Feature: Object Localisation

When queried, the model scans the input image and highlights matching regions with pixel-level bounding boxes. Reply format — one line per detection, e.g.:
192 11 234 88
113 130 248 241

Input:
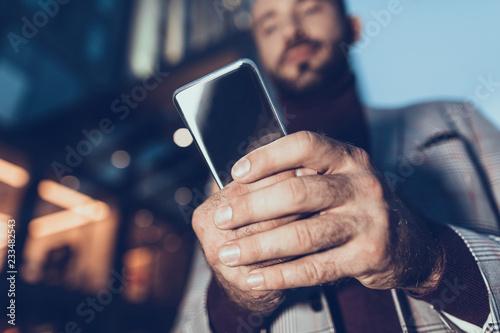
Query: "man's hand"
213 131 443 294
193 169 307 313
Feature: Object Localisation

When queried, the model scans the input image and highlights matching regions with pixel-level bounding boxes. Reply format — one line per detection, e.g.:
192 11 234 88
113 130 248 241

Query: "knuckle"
228 181 246 196
293 223 314 250
242 195 256 220
303 130 320 144
278 268 290 288
335 141 351 159
295 130 319 153
359 274 381 287
248 237 266 261
288 177 308 204
356 147 370 163
192 206 205 235
351 146 371 168
363 241 387 266
362 176 385 200
302 260 324 283
203 244 220 264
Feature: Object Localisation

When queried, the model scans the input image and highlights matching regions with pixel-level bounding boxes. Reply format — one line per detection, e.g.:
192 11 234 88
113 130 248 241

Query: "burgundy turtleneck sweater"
207 68 489 332
279 66 370 152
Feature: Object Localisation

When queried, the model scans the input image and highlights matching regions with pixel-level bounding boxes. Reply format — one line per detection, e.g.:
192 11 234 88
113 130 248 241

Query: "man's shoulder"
365 99 474 125
365 100 480 145
364 100 482 170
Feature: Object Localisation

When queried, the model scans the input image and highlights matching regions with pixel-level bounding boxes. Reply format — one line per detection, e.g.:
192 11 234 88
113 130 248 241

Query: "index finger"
203 167 308 219
231 131 350 184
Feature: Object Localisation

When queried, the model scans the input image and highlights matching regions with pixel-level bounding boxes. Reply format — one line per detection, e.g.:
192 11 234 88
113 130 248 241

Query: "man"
173 0 500 332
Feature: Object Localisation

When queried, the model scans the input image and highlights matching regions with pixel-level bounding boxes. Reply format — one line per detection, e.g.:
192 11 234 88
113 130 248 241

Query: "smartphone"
173 59 287 189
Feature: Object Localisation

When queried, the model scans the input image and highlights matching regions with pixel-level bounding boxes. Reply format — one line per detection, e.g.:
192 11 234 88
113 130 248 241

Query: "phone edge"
172 58 287 190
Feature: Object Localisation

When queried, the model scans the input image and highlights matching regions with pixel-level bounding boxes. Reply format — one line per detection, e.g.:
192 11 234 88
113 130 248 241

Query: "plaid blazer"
172 101 500 333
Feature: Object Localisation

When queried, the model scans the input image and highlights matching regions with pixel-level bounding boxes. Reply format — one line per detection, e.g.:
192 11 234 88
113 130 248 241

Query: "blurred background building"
0 0 255 332
0 0 499 332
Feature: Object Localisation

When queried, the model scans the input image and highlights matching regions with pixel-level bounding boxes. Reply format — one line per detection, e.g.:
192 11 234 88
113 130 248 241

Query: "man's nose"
280 15 304 41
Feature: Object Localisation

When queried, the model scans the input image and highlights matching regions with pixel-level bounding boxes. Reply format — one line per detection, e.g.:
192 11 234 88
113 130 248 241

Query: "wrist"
403 223 490 327
213 270 285 314
390 201 444 292
403 243 444 295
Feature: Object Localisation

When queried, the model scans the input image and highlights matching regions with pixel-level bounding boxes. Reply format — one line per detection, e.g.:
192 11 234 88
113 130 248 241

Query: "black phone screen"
174 61 285 187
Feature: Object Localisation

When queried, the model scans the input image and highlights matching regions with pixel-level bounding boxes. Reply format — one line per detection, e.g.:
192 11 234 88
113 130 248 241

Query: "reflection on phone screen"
175 62 285 187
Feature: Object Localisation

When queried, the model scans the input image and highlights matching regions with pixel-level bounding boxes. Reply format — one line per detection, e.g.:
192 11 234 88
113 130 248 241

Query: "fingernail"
247 273 264 289
296 168 317 177
214 205 232 227
232 158 250 178
219 244 240 265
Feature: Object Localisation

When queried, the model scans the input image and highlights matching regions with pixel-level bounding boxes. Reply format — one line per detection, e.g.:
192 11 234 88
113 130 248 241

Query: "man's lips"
283 43 318 65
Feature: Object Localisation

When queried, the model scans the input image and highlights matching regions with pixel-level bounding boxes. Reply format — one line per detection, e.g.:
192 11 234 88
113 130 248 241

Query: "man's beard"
269 39 350 98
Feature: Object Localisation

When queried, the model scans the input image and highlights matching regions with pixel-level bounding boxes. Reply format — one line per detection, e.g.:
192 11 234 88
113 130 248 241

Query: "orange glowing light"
124 247 154 268
30 180 111 238
29 210 90 238
0 159 29 188
38 180 94 208
0 214 9 248
70 201 110 220
4 328 21 333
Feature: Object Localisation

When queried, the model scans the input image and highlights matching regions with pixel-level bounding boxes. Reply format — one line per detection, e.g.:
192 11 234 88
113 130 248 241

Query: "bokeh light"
174 187 193 205
173 128 193 148
111 150 131 168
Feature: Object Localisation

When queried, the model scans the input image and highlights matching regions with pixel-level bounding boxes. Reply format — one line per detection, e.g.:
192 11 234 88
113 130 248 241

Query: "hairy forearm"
388 197 444 294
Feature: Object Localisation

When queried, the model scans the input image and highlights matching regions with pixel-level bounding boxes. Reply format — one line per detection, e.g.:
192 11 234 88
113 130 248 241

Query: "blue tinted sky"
346 0 500 128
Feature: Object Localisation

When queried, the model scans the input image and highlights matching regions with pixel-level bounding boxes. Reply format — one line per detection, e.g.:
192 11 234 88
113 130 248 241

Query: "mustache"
279 38 322 67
